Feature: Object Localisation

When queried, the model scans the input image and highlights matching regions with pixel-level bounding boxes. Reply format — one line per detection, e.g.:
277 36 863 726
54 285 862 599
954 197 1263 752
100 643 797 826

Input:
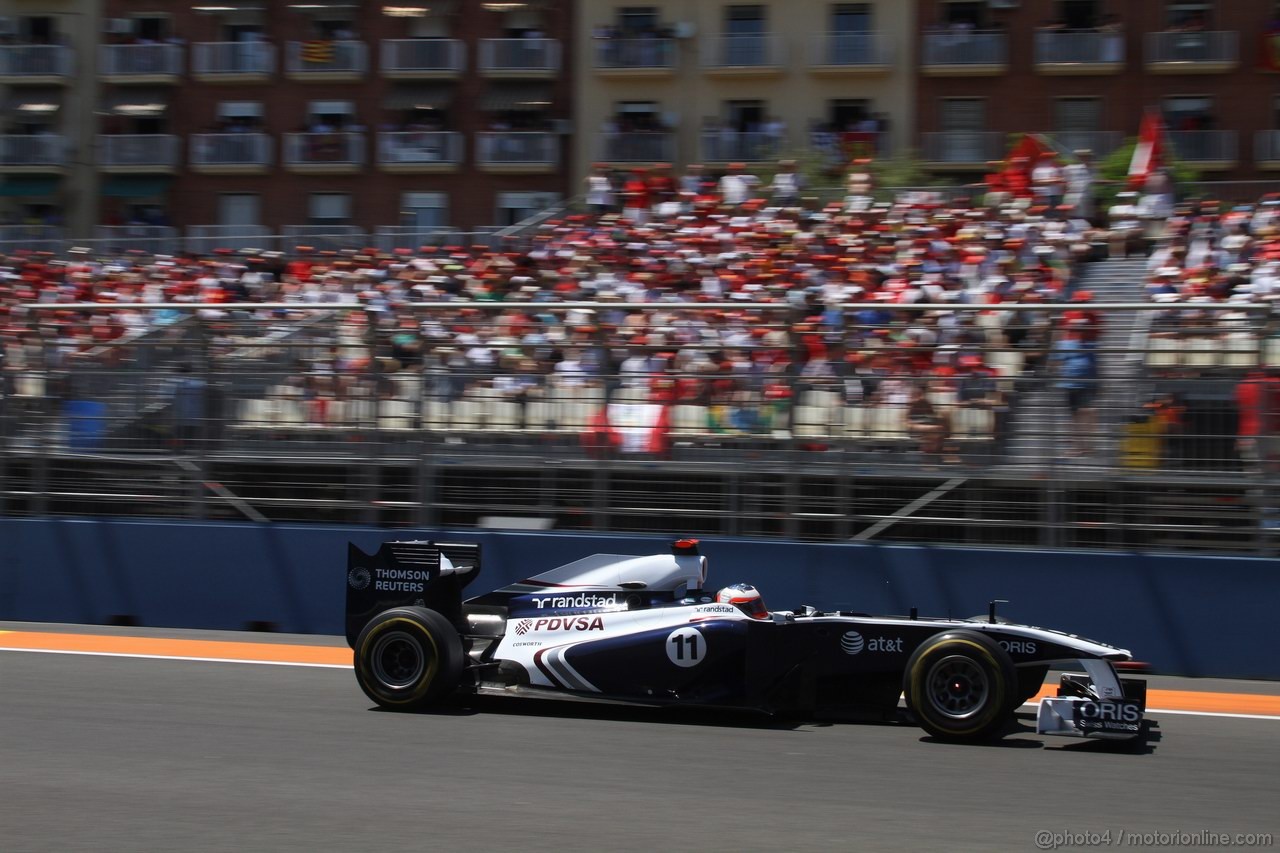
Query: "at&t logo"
841 631 865 655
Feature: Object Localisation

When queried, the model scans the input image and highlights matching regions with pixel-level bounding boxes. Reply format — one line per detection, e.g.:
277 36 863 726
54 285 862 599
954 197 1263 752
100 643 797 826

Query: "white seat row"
1147 334 1261 368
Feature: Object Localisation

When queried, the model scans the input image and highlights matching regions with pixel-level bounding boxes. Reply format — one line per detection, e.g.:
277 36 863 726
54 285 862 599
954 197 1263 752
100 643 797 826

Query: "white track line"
0 646 351 669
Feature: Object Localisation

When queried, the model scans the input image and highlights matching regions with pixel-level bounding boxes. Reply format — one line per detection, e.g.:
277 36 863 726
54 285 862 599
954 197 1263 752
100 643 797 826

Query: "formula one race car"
345 539 1147 743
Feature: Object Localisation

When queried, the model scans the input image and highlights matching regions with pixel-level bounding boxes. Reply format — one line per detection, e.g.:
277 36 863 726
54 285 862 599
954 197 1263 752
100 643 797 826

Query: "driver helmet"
715 583 768 619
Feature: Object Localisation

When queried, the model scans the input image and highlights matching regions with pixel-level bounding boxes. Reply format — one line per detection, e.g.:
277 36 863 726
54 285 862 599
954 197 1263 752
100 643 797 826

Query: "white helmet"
715 583 768 619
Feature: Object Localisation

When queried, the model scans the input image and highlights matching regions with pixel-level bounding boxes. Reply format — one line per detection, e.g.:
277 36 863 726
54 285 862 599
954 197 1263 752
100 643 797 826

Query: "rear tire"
903 631 1016 742
354 607 464 710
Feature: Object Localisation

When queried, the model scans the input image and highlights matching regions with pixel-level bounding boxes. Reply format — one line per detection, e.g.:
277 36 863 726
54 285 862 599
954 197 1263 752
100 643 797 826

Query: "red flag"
1128 110 1165 189
1002 134 1053 199
1259 29 1280 71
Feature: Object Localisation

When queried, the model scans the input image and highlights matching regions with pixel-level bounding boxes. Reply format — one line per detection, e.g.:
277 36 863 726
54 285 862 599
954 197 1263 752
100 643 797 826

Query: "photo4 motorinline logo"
1035 829 1274 850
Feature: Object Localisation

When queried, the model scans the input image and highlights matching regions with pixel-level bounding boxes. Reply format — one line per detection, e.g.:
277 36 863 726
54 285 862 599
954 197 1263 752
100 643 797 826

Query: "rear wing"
345 540 481 646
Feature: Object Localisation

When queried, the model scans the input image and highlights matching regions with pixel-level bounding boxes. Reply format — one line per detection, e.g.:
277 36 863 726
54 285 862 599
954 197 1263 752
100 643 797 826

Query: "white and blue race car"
345 539 1146 743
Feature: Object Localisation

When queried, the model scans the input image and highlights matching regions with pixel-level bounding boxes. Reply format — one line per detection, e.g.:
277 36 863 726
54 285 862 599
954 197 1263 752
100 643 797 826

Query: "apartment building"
1 0 572 249
572 2 916 185
915 0 1280 179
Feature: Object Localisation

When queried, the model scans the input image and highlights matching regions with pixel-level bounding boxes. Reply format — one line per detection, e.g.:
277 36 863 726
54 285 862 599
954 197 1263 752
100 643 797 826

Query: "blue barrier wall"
1 517 1275 679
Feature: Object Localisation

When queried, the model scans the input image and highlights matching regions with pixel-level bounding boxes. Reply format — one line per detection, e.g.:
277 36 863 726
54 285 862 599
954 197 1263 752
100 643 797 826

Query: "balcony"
475 132 558 173
1048 131 1123 158
1167 130 1237 170
0 225 65 253
0 135 68 172
282 132 365 173
285 40 368 81
592 38 677 75
700 131 784 163
809 32 891 74
920 32 1007 75
919 131 1006 169
192 42 276 82
0 45 74 84
478 39 561 78
189 133 273 174
280 225 368 252
1257 131 1280 169
1145 31 1238 73
93 226 180 256
1034 30 1124 74
600 132 676 163
702 35 784 75
186 226 275 254
381 39 465 78
98 135 180 173
99 44 183 84
377 131 464 172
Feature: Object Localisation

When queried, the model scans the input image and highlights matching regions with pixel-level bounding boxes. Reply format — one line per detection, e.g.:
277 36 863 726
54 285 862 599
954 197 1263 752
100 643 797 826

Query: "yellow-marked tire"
354 607 463 710
903 631 1016 742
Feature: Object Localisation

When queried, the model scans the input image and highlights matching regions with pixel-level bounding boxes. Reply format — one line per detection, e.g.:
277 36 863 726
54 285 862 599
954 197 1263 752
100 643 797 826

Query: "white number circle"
666 627 705 668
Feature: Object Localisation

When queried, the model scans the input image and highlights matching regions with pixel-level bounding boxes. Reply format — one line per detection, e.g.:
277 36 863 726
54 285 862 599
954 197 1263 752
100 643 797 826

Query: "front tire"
354 607 464 710
903 631 1016 742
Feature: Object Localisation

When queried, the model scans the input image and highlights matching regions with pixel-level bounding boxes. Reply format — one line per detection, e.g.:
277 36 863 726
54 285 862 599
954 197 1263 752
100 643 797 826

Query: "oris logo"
514 620 533 636
1078 701 1142 724
347 567 371 591
998 639 1038 655
840 631 865 655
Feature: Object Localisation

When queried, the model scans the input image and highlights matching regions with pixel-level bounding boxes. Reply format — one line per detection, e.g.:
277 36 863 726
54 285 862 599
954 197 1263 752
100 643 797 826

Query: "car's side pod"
344 540 482 647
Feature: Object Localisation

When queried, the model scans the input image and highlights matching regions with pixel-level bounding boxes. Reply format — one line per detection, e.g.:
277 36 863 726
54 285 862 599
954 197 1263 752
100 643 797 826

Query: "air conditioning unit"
105 17 134 35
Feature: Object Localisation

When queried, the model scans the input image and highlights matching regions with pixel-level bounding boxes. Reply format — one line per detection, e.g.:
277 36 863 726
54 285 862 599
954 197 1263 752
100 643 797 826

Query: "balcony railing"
99 44 183 78
701 131 784 162
601 132 675 163
98 135 180 170
919 131 1006 165
377 131 464 166
192 42 276 77
1167 130 1238 165
920 32 1007 70
810 32 891 68
280 225 368 252
0 225 65 253
1146 31 1238 69
189 134 273 169
1034 30 1124 68
93 226 180 255
285 40 368 76
475 132 558 168
186 226 275 254
1256 131 1280 165
478 39 561 74
592 37 676 70
380 39 465 75
0 45 74 79
282 132 365 168
1049 130 1123 157
702 34 784 69
0 135 68 168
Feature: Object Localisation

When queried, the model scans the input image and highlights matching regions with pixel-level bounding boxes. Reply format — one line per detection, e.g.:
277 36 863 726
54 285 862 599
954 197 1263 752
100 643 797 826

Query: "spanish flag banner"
302 41 335 64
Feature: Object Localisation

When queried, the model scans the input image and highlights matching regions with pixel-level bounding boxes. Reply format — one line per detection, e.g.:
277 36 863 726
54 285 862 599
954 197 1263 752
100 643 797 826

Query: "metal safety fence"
4 302 1280 555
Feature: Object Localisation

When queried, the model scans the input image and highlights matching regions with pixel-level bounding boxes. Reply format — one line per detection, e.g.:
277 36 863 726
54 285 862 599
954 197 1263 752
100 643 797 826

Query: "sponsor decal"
694 605 737 615
525 616 605 633
998 639 1038 655
369 566 433 593
1073 699 1142 734
514 619 533 635
840 631 903 655
511 641 543 648
532 593 619 611
347 567 371 591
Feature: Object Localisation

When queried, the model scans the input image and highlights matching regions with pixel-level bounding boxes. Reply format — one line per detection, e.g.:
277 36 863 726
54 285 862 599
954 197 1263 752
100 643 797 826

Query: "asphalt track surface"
2 625 1278 853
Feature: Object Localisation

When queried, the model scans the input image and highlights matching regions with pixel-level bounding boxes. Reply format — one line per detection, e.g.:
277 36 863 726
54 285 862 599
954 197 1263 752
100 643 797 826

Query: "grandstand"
3 182 1279 556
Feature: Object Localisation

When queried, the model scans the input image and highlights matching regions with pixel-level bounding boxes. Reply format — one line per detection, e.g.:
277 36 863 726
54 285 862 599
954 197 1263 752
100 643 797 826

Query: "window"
1163 95 1214 131
1058 0 1101 29
940 1 986 28
496 192 559 227
1053 97 1101 132
940 97 986 132
725 100 766 131
218 194 260 226
617 7 659 33
132 15 169 41
725 5 766 34
831 3 872 33
307 101 355 131
401 192 448 230
308 192 352 225
1165 2 1210 29
830 98 872 130
21 16 55 43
